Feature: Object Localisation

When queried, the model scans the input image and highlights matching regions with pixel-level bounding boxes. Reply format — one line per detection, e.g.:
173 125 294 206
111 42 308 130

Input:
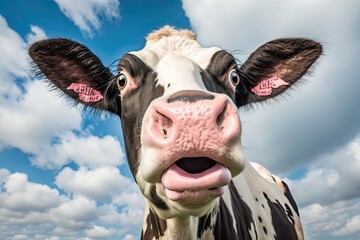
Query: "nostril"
216 104 227 129
155 111 173 138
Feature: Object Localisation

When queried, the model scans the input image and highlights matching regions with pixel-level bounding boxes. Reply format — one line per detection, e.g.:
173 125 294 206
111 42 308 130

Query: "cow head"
29 26 322 219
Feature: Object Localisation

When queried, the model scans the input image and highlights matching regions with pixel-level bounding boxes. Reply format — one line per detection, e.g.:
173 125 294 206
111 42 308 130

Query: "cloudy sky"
0 0 359 239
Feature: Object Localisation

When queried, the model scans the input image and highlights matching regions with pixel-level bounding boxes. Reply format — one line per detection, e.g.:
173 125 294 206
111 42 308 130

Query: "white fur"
131 34 221 98
156 54 206 96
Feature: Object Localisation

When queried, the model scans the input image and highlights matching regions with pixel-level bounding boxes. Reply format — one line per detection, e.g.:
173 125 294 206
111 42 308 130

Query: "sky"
0 0 359 239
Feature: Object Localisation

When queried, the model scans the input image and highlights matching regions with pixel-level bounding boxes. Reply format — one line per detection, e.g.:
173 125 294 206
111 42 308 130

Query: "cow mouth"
175 157 216 174
161 157 231 201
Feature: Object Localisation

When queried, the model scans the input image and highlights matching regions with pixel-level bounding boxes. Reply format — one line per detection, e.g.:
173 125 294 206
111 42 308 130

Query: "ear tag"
251 76 289 96
67 83 104 102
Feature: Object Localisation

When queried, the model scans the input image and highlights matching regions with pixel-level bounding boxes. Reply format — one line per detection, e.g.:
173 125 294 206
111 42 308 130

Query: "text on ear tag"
251 76 289 96
67 83 104 102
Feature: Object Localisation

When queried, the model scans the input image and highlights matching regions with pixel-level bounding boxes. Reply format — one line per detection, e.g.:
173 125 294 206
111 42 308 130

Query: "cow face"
29 26 322 219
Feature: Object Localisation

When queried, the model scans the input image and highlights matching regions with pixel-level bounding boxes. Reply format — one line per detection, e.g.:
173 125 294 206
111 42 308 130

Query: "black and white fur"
29 26 322 240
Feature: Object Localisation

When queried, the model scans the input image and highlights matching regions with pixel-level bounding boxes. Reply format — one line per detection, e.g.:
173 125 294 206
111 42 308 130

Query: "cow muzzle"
141 90 243 202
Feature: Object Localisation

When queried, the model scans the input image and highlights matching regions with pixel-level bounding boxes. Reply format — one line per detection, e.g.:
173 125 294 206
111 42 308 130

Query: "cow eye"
116 71 128 90
229 69 240 86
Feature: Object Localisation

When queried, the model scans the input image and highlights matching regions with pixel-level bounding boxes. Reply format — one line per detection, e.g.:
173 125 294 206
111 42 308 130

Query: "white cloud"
0 169 10 190
97 200 143 236
32 131 125 169
0 170 134 239
349 139 360 162
110 178 144 228
26 25 48 44
0 172 66 212
96 185 144 235
300 198 360 239
334 215 360 237
55 166 131 200
86 225 111 239
54 0 120 36
0 80 82 154
11 234 28 240
0 169 143 239
284 136 360 239
286 136 360 207
55 166 144 235
98 204 122 225
0 15 28 99
51 195 98 223
124 234 137 240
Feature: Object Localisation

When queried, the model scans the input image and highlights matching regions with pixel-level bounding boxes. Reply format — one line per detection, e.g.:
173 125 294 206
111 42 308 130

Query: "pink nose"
143 91 241 153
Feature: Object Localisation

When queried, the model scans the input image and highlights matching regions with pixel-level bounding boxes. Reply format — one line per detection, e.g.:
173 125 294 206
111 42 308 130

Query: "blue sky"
0 0 359 239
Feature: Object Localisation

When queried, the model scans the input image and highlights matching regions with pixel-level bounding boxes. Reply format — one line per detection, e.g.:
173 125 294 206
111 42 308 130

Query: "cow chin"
159 190 220 218
140 180 222 219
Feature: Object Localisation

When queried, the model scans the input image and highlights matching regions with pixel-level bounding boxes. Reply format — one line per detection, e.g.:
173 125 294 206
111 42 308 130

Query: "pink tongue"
161 163 231 200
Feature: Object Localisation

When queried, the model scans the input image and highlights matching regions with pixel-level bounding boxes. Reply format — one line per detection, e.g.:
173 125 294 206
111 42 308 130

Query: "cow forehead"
130 34 222 71
127 32 224 96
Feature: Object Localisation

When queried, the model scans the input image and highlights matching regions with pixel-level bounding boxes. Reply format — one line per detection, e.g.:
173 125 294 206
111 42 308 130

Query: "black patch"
282 181 299 216
203 50 238 99
271 176 276 182
119 54 165 176
142 209 167 240
229 181 257 240
263 192 297 240
285 203 295 224
258 216 262 223
206 50 238 78
213 197 237 239
197 211 212 238
150 185 168 210
201 70 231 97
205 50 252 107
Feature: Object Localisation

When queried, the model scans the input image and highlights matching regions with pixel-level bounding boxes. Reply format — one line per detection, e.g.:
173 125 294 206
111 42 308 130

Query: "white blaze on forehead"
156 54 205 95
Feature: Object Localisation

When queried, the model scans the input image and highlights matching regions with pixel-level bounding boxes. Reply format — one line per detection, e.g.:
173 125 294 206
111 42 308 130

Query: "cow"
29 26 322 240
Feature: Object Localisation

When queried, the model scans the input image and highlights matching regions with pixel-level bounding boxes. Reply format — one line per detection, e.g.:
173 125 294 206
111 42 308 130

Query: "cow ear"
29 38 120 114
235 38 322 107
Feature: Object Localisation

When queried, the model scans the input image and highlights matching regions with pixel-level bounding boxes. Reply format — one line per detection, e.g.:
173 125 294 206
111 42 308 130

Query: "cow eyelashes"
229 69 240 86
116 71 128 90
